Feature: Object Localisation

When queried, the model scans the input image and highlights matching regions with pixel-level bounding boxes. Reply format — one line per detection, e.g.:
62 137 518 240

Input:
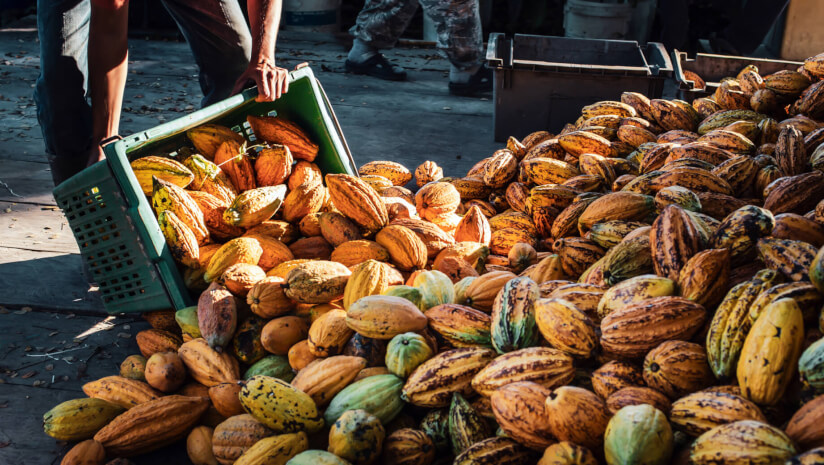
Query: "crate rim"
672 49 804 95
486 32 673 77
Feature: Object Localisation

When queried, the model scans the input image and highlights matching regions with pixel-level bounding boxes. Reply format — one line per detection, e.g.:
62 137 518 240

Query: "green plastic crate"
53 67 356 314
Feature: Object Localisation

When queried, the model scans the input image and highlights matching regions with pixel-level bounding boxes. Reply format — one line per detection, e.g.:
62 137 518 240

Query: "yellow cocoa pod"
238 376 323 433
736 298 804 405
343 259 393 310
158 210 200 269
204 237 263 283
131 156 193 195
376 225 428 271
224 185 287 228
326 174 388 233
360 160 413 186
187 123 244 160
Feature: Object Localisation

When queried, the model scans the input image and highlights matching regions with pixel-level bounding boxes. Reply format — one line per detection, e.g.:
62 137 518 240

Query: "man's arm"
232 0 288 101
88 0 129 165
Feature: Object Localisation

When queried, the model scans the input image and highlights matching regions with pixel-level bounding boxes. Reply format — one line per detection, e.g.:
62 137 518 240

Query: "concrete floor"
0 21 500 465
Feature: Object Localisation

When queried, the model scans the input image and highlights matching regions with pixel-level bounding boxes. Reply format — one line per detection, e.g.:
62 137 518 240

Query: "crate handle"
99 135 123 149
315 79 358 176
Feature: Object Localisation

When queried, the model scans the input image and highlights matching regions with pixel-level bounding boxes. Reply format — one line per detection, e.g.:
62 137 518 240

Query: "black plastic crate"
487 33 673 141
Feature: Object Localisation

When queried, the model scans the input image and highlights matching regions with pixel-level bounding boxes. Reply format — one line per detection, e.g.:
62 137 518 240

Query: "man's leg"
420 0 483 72
162 0 252 107
345 0 419 80
34 0 94 185
419 0 489 95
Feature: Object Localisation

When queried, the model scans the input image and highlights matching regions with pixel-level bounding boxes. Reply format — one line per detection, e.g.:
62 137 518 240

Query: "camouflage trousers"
350 0 484 70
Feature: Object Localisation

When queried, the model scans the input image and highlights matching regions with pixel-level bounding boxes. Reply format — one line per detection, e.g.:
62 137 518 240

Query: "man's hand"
232 57 289 101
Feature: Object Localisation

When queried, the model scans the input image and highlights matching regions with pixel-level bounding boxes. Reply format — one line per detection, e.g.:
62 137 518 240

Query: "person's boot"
345 54 408 81
345 38 407 81
449 66 493 97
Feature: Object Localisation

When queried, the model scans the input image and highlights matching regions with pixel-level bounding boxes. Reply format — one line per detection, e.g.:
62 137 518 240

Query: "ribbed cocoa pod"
757 237 818 282
699 129 755 154
462 270 517 312
551 198 598 240
689 420 796 465
448 393 491 456
648 166 734 196
93 396 209 457
643 340 714 399
471 347 575 397
213 140 255 192
534 298 597 358
454 437 537 465
577 192 656 234
737 298 804 405
553 237 605 278
288 161 322 191
544 386 610 450
666 142 734 166
376 225 428 271
706 269 783 382
772 213 824 248
785 394 824 450
326 174 388 233
247 115 318 161
650 205 704 281
454 205 492 245
601 234 654 286
711 205 775 266
591 361 645 399
254 144 292 187
402 348 495 408
415 161 443 188
670 390 766 437
491 382 554 450
282 182 325 223
678 248 730 308
178 338 240 387
711 155 759 197
775 126 808 176
600 296 706 359
606 386 671 415
764 171 824 215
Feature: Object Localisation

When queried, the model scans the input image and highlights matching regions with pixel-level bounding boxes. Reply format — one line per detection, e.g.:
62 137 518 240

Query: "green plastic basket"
53 67 356 314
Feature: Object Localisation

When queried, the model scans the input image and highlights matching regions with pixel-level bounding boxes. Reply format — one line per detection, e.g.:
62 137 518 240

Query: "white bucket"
283 0 341 33
563 0 634 41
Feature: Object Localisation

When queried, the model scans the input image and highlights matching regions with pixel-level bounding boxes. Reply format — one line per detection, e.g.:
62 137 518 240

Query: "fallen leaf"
21 371 36 379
